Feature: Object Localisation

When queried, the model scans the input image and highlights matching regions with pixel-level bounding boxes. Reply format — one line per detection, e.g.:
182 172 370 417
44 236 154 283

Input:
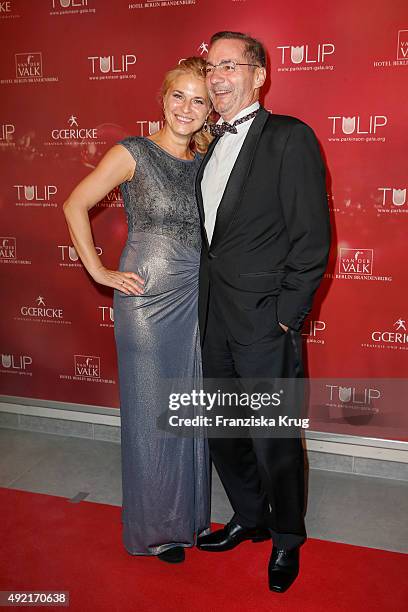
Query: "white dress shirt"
201 101 260 244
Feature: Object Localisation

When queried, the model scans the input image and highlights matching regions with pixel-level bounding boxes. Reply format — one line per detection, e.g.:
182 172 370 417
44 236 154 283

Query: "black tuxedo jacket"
196 106 331 345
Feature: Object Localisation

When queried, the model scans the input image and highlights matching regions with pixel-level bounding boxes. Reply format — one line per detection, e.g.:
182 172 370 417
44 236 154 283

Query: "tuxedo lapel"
211 107 269 251
195 135 220 250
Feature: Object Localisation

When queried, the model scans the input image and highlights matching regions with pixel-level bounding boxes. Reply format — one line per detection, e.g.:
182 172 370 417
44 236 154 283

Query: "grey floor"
1 428 407 554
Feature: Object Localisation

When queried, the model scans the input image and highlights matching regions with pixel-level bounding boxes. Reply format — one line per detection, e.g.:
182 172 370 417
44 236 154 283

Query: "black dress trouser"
202 295 307 550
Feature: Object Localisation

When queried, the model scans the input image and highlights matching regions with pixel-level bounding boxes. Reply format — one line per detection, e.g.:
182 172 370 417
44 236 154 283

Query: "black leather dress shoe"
197 521 271 552
268 546 299 592
157 546 185 564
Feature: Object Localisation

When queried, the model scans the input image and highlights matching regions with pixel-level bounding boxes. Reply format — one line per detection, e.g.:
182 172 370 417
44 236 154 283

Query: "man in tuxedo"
196 31 331 593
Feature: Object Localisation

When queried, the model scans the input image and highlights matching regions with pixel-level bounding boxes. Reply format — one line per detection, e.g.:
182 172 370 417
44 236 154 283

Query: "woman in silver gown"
63 57 212 564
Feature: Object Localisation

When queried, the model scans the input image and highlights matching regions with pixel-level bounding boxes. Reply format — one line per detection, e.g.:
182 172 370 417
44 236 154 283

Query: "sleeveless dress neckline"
142 136 199 163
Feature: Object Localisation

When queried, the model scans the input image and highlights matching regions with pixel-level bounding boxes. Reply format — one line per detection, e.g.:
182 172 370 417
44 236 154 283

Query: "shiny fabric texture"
113 137 210 555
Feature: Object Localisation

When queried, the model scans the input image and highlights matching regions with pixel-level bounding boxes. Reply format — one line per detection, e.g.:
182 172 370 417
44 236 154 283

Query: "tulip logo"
24 186 35 200
338 387 352 403
0 123 15 141
326 385 381 405
291 46 304 63
328 115 387 135
99 57 110 73
342 117 355 134
58 244 102 264
1 354 11 368
88 54 137 76
99 306 114 325
52 0 89 7
135 119 164 137
1 354 32 371
392 188 406 206
13 185 58 203
277 43 335 65
377 187 407 208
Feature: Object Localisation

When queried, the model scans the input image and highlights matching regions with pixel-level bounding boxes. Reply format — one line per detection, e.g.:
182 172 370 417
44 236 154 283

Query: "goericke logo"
0 1 20 20
51 115 97 140
276 42 335 73
362 318 408 352
45 115 105 147
16 296 71 325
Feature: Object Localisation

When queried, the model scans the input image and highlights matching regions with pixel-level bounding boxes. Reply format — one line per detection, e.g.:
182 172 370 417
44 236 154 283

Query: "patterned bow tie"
209 108 259 137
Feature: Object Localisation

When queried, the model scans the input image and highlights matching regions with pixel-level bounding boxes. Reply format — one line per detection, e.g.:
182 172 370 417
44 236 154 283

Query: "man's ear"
255 67 266 88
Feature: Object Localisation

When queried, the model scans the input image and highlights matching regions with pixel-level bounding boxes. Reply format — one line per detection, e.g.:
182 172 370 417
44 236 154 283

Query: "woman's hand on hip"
91 267 144 295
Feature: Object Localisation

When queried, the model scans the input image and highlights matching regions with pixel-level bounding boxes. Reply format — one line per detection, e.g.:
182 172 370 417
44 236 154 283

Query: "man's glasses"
200 61 261 77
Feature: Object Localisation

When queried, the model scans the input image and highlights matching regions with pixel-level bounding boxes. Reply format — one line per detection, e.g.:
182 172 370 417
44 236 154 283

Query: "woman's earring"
203 120 208 132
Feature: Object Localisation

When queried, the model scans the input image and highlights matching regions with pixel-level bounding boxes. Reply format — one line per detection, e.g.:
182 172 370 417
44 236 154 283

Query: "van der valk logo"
397 30 408 60
15 53 42 78
88 54 136 80
277 43 335 65
0 237 16 259
339 249 373 275
328 115 387 135
74 355 100 378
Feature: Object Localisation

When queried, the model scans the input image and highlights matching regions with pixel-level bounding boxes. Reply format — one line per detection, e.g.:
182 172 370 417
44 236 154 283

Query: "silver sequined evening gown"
114 136 210 555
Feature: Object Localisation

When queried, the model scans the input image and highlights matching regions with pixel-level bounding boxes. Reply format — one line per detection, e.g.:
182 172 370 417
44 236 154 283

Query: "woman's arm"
63 144 143 295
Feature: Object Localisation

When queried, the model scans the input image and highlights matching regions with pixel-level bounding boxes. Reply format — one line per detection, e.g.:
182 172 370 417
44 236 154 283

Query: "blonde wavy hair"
160 57 214 155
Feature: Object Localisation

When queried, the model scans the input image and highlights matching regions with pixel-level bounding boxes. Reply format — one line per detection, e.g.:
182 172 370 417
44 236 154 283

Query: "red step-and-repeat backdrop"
1 0 407 441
